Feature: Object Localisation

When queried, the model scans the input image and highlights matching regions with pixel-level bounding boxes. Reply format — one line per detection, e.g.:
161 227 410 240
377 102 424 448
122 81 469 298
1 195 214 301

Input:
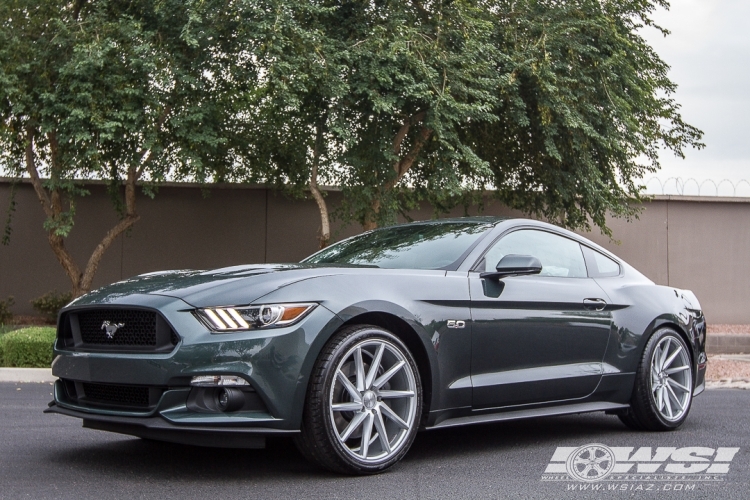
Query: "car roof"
381 217 617 261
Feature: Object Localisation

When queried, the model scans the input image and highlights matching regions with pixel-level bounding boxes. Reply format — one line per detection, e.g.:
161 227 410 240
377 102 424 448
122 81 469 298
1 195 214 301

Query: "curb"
706 380 750 390
0 368 54 383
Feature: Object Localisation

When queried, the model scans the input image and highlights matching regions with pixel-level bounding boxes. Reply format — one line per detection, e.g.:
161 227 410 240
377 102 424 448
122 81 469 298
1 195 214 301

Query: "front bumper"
50 294 341 434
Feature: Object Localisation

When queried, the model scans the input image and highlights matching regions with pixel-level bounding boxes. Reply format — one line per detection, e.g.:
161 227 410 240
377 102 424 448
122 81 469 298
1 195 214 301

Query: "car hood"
67 264 352 309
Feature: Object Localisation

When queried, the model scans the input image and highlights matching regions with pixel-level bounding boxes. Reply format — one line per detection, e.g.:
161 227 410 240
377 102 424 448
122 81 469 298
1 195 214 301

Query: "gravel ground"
704 324 750 387
707 356 750 380
706 355 750 389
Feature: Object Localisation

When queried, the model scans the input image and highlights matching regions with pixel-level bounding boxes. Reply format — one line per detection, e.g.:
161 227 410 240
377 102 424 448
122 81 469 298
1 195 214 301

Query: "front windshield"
302 221 494 270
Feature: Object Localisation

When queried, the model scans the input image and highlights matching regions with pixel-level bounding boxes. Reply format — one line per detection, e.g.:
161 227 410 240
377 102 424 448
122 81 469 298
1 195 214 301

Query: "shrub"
0 327 56 367
30 291 72 323
0 296 14 324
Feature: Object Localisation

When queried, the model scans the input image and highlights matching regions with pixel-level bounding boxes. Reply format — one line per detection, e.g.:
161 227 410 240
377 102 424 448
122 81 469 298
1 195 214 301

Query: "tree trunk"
78 165 140 293
309 120 330 248
309 164 330 248
25 129 83 294
24 129 142 298
362 199 380 231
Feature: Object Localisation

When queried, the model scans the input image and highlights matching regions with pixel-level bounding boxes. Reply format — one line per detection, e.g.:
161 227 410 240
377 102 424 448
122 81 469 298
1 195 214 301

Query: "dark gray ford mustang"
46 217 707 474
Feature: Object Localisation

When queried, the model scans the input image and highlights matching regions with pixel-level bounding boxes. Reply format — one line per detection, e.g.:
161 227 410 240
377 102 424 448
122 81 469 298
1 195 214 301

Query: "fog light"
216 388 245 412
190 375 249 387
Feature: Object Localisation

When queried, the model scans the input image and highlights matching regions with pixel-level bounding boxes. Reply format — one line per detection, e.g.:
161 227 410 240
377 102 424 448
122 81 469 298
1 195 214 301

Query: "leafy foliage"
0 0 704 275
463 0 703 234
243 0 702 235
0 0 261 294
0 326 56 367
30 290 72 323
1 0 258 186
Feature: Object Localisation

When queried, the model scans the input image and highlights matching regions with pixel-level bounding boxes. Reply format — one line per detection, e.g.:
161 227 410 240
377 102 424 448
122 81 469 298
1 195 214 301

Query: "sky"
640 0 750 196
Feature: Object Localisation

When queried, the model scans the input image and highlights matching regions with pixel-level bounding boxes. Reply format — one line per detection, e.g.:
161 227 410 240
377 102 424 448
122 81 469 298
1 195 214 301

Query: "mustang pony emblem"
101 321 125 339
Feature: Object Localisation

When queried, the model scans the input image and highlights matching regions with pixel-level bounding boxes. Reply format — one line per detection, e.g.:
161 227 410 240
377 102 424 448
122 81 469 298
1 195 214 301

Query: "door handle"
583 298 607 311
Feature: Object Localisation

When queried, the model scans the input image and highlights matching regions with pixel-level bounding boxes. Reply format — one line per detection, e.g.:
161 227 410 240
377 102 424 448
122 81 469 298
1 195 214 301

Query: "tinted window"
581 246 621 277
303 221 493 270
481 230 587 278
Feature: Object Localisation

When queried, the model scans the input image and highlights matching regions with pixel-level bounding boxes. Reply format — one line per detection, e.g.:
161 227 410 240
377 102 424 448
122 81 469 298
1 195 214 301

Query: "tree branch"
24 129 53 218
79 212 139 292
79 164 140 292
392 111 427 173
365 111 432 230
72 0 87 20
387 110 432 190
135 105 171 179
47 131 64 214
309 120 330 248
395 126 432 181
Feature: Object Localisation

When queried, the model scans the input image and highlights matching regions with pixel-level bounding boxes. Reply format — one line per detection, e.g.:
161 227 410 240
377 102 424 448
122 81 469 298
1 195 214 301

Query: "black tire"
618 327 694 431
295 325 422 474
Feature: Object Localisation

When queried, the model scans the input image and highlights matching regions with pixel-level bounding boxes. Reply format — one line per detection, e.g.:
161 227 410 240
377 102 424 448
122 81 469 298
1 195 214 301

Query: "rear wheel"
618 327 693 431
295 325 422 474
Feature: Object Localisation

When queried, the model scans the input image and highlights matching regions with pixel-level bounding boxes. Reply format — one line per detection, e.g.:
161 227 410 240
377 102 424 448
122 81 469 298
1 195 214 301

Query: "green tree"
247 0 702 236
465 0 703 233
334 0 500 230
234 1 349 248
0 0 258 296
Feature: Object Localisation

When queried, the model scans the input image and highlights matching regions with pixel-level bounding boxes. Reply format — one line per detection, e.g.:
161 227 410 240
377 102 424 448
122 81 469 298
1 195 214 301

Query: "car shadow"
46 412 629 481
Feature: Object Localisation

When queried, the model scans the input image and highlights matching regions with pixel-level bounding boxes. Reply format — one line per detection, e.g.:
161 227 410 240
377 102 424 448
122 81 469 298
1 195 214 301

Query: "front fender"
256 271 470 423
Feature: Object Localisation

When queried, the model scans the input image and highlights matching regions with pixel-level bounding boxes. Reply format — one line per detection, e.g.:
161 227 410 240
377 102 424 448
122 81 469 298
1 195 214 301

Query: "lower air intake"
81 382 151 408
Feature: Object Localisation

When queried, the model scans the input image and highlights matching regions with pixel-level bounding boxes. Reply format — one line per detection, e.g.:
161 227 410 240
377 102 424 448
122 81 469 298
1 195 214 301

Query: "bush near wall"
0 296 14 324
0 327 56 368
30 291 72 323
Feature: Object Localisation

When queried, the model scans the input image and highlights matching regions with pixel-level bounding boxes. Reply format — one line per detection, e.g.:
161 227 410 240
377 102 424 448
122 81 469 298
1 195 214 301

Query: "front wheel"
295 325 422 474
618 327 694 431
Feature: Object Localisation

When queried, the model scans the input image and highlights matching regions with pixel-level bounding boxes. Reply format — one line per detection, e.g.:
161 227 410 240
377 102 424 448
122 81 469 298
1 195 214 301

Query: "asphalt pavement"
0 382 747 499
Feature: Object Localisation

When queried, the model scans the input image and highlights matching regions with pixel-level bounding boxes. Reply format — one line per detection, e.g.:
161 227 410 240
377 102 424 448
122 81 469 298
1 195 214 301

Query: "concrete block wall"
1 180 749 324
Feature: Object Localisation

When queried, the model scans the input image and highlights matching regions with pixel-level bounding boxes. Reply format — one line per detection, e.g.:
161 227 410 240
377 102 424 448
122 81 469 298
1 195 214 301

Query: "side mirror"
480 254 542 280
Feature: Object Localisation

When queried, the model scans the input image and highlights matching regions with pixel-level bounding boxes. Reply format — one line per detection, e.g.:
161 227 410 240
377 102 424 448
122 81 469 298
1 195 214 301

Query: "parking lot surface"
1 383 747 499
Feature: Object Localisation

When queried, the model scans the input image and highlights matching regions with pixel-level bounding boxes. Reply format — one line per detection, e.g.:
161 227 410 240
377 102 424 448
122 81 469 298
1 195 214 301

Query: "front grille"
82 382 150 408
59 308 180 353
79 309 157 346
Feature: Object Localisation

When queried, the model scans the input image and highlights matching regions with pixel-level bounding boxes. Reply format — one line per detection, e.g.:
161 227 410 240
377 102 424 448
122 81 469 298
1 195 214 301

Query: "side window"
581 246 621 278
481 230 587 278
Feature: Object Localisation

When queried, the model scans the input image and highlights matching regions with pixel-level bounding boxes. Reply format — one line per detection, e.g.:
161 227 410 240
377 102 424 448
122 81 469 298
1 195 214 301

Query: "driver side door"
469 229 612 409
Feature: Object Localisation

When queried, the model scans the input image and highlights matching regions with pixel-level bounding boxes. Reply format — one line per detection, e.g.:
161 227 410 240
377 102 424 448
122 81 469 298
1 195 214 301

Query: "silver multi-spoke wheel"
618 328 695 431
296 326 422 474
650 336 692 422
329 338 418 463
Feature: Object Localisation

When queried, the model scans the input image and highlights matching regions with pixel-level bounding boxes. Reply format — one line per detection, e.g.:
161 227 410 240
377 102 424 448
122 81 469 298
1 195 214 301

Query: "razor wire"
642 177 750 197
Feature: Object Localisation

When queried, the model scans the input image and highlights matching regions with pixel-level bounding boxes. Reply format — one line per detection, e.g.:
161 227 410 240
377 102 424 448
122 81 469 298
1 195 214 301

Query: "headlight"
196 303 316 332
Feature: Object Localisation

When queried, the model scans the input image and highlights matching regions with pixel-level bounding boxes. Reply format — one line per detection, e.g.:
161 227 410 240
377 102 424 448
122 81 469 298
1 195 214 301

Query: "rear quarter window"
582 246 621 277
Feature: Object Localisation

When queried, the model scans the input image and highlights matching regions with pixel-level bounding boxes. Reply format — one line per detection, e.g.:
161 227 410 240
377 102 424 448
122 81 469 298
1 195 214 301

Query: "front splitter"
45 403 299 449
